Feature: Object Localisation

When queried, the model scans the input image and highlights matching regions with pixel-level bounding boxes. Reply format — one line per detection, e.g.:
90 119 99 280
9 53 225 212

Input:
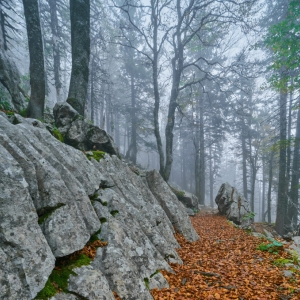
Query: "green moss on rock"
35 254 92 299
110 210 119 217
52 127 64 143
85 150 106 162
38 204 65 225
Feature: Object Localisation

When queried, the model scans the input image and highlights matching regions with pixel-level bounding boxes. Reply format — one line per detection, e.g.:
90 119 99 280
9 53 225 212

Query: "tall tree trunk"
48 0 61 102
267 151 274 223
287 107 300 231
262 157 266 222
67 0 90 116
199 96 205 205
286 88 293 193
241 121 248 200
90 56 95 123
23 0 45 118
151 2 165 177
209 144 214 208
275 81 288 235
129 74 137 163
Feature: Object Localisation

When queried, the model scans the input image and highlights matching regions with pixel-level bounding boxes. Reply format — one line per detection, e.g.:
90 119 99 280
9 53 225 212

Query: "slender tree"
67 0 90 115
22 0 45 118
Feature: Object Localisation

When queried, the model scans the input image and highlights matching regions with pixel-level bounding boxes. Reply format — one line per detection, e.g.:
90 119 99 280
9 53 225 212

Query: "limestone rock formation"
147 170 199 242
215 182 252 227
0 111 199 299
53 102 119 155
0 142 55 299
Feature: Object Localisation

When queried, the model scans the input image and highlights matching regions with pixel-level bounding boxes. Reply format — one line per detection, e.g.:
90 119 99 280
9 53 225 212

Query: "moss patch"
100 217 107 223
38 204 65 225
170 186 185 198
110 210 119 217
35 254 91 299
52 127 64 143
89 228 101 243
144 277 150 289
35 237 108 299
85 150 106 162
19 108 27 118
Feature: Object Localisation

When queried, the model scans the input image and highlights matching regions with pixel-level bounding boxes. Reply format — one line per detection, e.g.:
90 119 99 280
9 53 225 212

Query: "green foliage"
170 186 185 198
51 127 64 143
110 210 119 217
270 138 299 152
100 217 107 223
38 204 65 225
264 0 300 91
242 211 256 221
150 270 160 278
144 277 150 289
35 254 91 299
272 258 292 267
34 279 56 299
256 239 283 254
0 100 12 111
19 108 27 118
89 228 101 243
85 150 106 162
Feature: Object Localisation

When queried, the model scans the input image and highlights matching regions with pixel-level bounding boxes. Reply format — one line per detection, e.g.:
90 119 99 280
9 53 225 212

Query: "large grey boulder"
215 182 252 227
0 143 55 299
53 102 118 155
68 265 115 300
95 155 182 262
146 170 199 242
0 115 101 257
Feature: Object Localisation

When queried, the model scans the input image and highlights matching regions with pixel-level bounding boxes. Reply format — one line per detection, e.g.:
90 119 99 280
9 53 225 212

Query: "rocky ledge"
0 107 199 300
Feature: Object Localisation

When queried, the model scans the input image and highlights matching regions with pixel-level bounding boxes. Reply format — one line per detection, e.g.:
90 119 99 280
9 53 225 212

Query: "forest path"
151 212 300 300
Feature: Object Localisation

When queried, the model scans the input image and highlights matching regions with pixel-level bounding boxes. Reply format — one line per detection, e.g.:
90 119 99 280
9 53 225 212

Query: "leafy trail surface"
151 212 300 300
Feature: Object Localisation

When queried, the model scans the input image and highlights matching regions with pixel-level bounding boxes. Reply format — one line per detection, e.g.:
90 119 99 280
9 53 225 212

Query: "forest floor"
151 210 300 300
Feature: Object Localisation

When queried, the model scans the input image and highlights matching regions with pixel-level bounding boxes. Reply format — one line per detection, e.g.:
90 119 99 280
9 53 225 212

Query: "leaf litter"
151 213 300 300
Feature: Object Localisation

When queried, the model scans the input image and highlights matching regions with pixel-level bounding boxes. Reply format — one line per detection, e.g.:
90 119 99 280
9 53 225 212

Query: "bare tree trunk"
48 0 62 102
23 0 45 118
241 121 248 200
128 74 137 163
67 0 90 115
286 88 293 193
287 107 300 231
262 157 266 222
267 151 274 223
275 83 288 235
209 144 214 208
90 56 95 123
199 96 205 205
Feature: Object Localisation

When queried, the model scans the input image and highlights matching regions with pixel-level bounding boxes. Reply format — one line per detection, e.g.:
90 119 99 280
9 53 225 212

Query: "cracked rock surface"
0 113 199 299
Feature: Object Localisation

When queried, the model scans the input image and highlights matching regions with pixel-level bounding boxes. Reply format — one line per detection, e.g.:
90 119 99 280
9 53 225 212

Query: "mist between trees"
1 0 300 236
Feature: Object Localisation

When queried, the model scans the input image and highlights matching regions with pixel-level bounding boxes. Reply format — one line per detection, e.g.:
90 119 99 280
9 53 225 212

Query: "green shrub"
256 239 283 254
